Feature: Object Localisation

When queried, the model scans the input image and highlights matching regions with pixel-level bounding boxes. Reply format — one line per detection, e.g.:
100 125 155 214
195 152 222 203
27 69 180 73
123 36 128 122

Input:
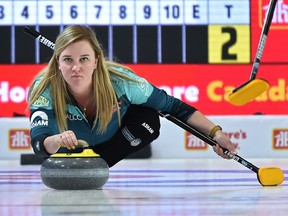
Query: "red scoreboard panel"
251 0 288 63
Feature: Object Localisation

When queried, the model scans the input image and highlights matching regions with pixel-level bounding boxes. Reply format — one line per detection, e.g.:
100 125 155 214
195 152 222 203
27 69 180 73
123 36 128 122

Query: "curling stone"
40 140 109 190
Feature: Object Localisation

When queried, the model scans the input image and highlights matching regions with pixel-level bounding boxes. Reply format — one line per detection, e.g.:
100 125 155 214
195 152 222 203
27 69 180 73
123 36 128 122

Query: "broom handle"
250 0 277 80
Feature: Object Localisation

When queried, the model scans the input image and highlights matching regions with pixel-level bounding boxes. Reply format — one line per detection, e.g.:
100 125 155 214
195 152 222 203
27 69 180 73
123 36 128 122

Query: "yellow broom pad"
228 79 269 106
258 167 284 186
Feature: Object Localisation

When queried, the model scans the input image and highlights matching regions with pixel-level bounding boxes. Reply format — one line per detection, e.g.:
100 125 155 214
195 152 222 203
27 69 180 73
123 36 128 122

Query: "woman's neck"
70 84 92 104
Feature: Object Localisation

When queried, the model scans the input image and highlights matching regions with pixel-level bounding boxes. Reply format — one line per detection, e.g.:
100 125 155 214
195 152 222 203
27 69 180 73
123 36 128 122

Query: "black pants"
92 105 160 167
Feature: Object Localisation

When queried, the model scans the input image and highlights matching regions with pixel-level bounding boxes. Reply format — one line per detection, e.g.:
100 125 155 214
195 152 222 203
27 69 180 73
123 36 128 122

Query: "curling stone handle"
77 140 89 148
58 139 89 148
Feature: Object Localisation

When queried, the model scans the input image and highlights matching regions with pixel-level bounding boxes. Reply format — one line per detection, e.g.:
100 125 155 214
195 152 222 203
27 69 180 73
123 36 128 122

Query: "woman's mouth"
72 75 82 78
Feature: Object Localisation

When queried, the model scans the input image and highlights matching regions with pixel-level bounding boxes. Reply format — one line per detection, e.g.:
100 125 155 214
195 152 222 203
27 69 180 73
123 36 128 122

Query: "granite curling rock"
40 140 109 190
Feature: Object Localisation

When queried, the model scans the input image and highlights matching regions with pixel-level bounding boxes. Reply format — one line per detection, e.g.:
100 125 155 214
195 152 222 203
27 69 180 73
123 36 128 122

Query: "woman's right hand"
56 130 78 150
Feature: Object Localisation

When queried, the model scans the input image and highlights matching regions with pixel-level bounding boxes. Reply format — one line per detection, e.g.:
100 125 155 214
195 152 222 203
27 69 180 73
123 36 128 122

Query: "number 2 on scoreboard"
208 25 250 63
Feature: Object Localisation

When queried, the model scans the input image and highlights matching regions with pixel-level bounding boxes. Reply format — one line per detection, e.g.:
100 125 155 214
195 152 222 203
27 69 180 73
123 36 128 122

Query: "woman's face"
58 40 98 92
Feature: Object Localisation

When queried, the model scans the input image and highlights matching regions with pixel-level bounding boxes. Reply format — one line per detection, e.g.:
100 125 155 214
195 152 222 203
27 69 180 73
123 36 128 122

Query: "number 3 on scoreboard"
208 25 250 63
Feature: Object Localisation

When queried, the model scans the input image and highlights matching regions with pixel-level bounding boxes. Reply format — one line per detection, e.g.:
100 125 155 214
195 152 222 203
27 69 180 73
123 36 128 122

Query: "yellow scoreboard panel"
208 25 250 63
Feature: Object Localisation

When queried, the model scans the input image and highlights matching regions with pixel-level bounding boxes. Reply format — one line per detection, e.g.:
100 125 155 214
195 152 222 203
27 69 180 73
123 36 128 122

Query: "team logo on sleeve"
30 111 48 128
32 96 50 107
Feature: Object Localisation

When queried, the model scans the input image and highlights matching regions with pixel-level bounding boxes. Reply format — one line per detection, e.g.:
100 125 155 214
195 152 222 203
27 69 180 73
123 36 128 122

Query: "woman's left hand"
212 130 237 159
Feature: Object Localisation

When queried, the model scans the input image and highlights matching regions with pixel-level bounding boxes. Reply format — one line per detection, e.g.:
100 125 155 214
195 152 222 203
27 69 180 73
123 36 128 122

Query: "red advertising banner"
1 64 288 117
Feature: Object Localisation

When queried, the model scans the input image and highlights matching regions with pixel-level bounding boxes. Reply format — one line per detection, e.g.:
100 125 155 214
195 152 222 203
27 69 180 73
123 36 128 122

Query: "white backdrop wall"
154 116 288 159
0 116 287 160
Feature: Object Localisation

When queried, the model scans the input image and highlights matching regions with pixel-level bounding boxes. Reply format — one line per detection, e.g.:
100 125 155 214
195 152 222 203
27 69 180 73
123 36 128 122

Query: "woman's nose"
72 63 80 71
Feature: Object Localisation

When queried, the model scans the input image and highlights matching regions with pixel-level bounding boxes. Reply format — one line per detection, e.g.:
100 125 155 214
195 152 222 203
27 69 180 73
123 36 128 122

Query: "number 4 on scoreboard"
21 6 29 19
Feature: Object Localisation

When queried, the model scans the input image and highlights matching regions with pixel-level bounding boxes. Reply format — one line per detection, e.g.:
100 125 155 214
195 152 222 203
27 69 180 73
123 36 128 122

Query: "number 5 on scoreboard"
208 25 250 63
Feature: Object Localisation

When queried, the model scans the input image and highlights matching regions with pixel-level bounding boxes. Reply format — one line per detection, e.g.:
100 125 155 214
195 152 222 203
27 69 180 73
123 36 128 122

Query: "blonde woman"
28 25 236 167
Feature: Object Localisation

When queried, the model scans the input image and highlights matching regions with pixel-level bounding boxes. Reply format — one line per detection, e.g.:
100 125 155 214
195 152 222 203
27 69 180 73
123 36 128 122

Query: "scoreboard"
0 0 287 64
0 0 251 64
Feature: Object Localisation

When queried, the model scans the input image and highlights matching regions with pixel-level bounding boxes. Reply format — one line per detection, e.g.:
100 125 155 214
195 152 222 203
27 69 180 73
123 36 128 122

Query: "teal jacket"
29 66 196 155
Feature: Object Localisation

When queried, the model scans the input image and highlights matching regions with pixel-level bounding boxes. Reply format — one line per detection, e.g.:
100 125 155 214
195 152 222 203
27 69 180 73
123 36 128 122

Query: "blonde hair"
28 25 135 133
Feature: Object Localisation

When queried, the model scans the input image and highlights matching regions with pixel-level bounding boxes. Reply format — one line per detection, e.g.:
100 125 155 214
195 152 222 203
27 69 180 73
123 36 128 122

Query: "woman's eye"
63 58 72 63
81 57 89 62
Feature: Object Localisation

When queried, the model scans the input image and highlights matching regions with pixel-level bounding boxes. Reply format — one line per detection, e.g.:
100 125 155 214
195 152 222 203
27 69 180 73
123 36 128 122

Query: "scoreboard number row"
0 0 249 25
